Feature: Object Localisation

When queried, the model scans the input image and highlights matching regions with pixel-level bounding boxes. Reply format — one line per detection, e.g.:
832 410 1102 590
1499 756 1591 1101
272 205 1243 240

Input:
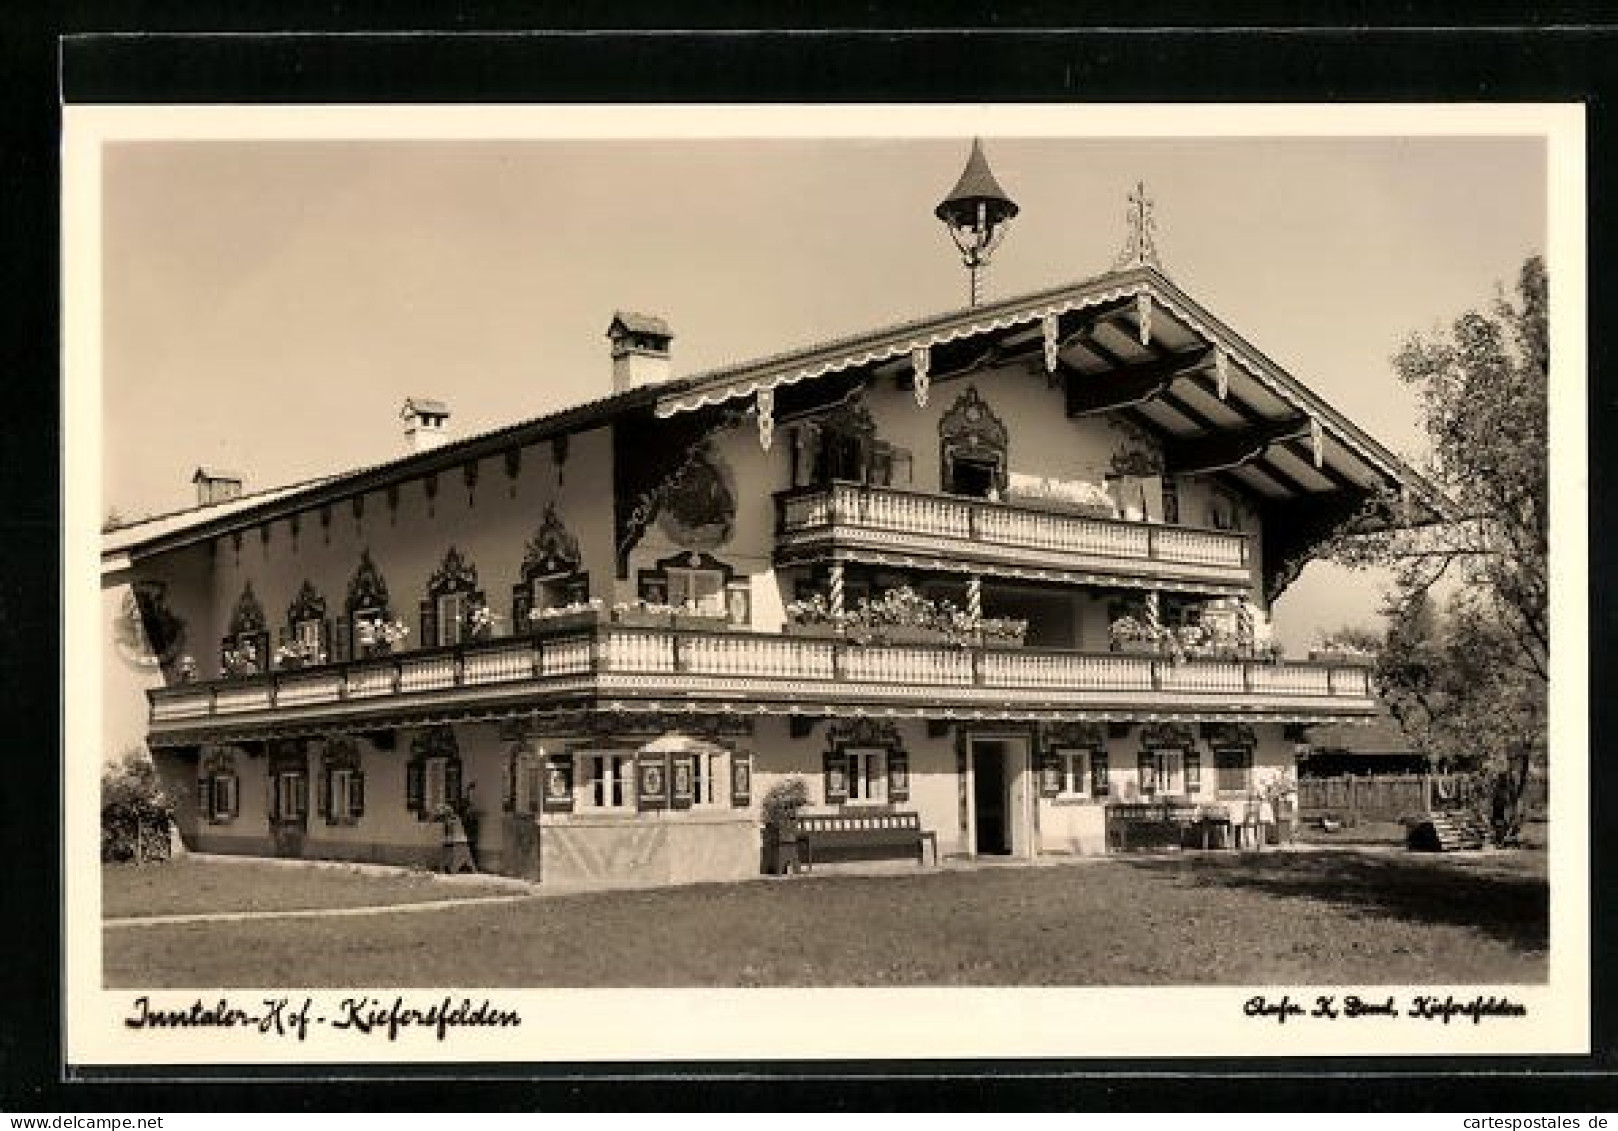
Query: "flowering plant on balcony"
785 592 843 626
221 641 260 678
468 604 503 642
976 616 1029 646
528 597 605 622
176 654 197 683
856 586 936 630
275 639 326 669
1108 615 1155 650
355 616 410 654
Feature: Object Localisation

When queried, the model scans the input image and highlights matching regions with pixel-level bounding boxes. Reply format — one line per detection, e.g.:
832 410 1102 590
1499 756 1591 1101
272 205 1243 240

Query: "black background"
5 5 1615 1113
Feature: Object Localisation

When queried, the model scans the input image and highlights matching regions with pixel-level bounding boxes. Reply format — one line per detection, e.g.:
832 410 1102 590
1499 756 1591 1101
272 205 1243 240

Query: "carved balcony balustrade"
148 622 1376 743
773 482 1251 594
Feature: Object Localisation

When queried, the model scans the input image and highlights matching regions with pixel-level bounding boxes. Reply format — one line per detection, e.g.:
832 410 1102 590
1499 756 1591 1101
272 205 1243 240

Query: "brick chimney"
400 397 451 454
607 312 674 393
192 467 243 507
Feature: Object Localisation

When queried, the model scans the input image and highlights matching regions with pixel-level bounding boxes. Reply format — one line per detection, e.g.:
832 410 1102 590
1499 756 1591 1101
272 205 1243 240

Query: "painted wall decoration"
114 581 186 669
655 440 737 549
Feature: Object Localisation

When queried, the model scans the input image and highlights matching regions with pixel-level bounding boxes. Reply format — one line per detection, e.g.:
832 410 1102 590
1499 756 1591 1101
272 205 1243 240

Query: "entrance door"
973 745 1010 855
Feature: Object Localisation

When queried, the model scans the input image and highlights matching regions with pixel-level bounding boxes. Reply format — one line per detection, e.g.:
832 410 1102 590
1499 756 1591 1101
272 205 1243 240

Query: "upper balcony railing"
774 481 1251 590
148 621 1375 736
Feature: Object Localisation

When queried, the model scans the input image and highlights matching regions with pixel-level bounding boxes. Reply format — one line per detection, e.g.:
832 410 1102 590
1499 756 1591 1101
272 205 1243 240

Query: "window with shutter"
350 771 365 820
542 753 575 813
1185 751 1202 793
1039 752 1064 798
331 615 351 662
198 777 212 818
670 754 695 810
1091 752 1110 798
1138 752 1156 796
407 759 425 817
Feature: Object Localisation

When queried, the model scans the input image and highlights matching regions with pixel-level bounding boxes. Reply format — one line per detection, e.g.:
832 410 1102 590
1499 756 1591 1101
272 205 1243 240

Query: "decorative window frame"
512 503 589 626
219 581 270 678
822 717 908 807
406 725 462 821
423 545 484 648
266 739 309 827
318 737 365 827
198 746 240 824
938 385 1009 499
1040 722 1108 803
638 550 739 619
338 549 393 661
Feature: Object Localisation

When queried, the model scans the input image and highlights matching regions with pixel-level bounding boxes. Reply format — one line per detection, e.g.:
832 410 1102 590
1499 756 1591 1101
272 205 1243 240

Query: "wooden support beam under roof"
1277 438 1367 494
1163 416 1313 476
1064 346 1214 417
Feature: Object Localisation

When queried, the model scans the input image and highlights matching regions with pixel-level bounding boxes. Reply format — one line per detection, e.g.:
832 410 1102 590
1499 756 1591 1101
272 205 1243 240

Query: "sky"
97 126 1547 650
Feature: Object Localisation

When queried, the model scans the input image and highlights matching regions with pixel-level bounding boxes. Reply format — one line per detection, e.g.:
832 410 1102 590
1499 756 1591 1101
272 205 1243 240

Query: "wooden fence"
1297 774 1547 824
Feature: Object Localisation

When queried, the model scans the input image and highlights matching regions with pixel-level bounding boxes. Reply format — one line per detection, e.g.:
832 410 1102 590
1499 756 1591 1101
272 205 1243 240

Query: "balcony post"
967 574 982 621
829 562 845 618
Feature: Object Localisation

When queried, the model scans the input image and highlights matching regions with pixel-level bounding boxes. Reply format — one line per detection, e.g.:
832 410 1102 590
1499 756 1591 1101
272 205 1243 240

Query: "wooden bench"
1105 801 1209 851
791 811 939 871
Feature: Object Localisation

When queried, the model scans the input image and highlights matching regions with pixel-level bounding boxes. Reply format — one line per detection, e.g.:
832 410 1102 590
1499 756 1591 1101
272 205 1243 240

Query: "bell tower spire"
934 138 1020 307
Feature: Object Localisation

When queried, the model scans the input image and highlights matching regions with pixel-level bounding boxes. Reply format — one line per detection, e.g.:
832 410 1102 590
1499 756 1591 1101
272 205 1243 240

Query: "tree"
1334 257 1548 845
101 746 174 864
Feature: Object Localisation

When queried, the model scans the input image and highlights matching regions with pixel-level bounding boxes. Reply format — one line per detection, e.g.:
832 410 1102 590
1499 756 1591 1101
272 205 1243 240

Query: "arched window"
318 737 365 826
512 503 588 627
219 581 269 678
938 386 1008 499
423 546 485 648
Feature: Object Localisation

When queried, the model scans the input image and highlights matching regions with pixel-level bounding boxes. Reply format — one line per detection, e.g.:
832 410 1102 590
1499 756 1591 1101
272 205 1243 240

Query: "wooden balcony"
147 625 1377 742
774 482 1252 593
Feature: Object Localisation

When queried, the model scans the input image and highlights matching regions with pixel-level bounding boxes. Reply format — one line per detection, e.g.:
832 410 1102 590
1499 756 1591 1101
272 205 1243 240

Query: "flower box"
612 608 674 630
782 622 844 640
873 625 950 646
531 608 605 635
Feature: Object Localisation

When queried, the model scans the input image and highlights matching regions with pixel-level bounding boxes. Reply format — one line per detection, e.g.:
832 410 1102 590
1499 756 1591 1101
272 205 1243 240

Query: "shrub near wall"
102 747 175 863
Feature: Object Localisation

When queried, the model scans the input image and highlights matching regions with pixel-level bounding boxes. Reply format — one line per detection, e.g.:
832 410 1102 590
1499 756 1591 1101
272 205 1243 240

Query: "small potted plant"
355 616 410 656
759 776 810 875
468 604 502 643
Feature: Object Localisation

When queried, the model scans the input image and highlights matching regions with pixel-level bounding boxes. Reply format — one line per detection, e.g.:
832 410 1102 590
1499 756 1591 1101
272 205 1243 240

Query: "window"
665 568 726 614
331 768 356 821
436 592 468 647
584 753 633 809
423 756 449 814
691 751 719 806
846 748 888 804
1140 750 1185 797
1161 476 1181 525
1214 747 1253 793
1055 749 1092 798
275 771 307 822
201 772 238 823
947 455 1000 499
294 619 322 651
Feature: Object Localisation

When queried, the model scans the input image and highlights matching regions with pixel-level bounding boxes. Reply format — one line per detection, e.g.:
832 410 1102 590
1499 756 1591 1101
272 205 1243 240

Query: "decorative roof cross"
1111 180 1164 273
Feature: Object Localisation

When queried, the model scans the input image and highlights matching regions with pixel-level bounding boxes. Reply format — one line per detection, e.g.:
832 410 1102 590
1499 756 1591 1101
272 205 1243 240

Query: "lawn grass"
103 857 523 919
104 849 1547 987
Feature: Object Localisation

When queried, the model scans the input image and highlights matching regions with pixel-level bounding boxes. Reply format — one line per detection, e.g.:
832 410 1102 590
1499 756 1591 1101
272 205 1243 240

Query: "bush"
760 776 810 830
101 747 174 863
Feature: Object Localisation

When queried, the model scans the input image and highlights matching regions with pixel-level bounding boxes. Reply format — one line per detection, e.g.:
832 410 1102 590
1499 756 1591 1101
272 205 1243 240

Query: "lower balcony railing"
149 625 1377 734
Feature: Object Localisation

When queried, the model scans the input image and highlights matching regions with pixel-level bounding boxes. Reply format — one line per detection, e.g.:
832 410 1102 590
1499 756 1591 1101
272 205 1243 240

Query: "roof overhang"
655 264 1452 526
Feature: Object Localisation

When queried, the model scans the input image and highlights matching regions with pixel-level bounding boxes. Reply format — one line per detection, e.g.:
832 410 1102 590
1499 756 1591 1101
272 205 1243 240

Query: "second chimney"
192 467 243 507
607 312 674 393
401 397 452 454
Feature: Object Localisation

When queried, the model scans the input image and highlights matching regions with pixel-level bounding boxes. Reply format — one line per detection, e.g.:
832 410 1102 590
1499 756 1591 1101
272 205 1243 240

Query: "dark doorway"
948 456 999 499
973 745 1010 855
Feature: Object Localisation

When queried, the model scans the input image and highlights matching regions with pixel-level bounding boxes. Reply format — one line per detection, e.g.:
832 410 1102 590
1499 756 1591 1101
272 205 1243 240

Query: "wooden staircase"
1409 809 1490 852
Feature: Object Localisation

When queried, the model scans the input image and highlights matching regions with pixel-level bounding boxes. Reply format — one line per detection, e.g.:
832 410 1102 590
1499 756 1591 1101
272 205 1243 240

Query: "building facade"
102 223 1441 885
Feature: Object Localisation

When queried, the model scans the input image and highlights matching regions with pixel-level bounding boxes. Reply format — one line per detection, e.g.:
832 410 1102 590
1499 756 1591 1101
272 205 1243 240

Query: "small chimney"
607 312 674 393
192 467 243 507
401 397 452 454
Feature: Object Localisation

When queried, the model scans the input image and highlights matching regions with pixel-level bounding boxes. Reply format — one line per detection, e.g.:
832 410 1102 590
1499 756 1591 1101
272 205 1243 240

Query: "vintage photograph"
69 106 1582 1062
